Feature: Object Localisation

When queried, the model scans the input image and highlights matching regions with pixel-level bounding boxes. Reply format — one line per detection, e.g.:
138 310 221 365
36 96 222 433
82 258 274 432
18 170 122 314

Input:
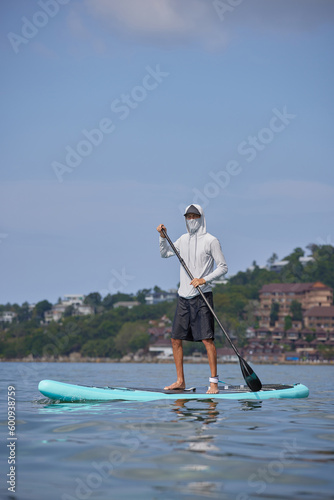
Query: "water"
0 362 333 500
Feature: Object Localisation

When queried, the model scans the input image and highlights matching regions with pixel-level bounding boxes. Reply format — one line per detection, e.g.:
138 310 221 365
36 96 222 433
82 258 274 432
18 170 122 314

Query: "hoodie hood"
184 204 206 236
184 204 207 271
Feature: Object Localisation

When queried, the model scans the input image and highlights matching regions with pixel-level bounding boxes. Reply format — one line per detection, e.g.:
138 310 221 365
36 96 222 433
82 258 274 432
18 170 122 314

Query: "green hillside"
0 243 333 360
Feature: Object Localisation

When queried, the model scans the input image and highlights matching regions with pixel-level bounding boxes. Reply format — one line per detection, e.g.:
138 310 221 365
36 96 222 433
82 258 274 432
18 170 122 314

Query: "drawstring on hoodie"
188 232 198 269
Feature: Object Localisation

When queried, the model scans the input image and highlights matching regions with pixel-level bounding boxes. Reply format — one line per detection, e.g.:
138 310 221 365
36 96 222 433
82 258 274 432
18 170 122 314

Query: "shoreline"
0 356 333 365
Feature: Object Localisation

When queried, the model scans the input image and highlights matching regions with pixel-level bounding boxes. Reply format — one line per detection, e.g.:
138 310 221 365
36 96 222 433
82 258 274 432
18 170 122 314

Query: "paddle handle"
161 228 241 358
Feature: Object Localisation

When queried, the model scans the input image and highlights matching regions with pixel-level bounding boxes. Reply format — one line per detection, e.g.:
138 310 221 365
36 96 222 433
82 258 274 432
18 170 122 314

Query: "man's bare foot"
164 381 186 391
206 383 219 394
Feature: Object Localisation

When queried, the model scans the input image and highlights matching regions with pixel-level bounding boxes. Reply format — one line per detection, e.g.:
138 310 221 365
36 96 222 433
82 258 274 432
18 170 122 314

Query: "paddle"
161 227 262 392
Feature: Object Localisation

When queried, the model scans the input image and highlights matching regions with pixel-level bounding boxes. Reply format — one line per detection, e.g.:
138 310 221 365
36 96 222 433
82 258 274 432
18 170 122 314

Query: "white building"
44 294 94 323
269 260 290 272
149 340 173 359
270 256 314 272
62 295 85 307
0 311 17 323
44 307 65 323
113 301 140 309
76 304 95 315
212 277 229 286
145 289 177 306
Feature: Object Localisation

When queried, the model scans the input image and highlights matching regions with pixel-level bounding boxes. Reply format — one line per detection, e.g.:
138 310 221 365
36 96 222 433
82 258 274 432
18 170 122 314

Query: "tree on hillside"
101 294 114 309
283 247 305 261
64 305 74 317
290 300 303 321
306 243 318 256
101 292 134 310
308 245 334 288
243 300 260 328
214 288 248 321
281 247 305 282
270 303 279 327
81 337 116 358
229 244 333 289
16 302 31 323
284 315 293 331
267 253 279 267
229 266 280 290
114 321 150 356
136 288 151 304
84 292 102 313
34 300 52 320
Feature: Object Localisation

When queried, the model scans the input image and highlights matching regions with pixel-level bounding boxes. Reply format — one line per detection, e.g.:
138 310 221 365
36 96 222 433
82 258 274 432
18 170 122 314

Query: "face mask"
187 219 201 234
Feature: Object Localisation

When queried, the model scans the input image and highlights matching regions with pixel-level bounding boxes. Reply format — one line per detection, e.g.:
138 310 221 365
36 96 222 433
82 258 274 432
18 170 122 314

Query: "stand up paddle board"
38 380 309 402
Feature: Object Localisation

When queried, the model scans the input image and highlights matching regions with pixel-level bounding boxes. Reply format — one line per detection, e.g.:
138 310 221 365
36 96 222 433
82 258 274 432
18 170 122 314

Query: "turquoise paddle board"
38 379 309 402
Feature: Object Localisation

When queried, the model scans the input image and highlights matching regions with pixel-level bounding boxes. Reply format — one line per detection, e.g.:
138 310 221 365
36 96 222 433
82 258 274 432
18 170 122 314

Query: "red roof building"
258 282 333 330
304 306 334 331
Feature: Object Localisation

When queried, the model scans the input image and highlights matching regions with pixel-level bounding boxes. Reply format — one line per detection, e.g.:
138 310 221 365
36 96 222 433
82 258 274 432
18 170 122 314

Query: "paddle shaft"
161 228 241 358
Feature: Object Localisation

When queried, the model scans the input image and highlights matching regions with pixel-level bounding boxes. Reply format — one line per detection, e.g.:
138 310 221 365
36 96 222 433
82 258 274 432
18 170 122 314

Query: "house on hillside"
148 315 171 336
258 282 333 330
149 339 173 359
113 301 140 309
0 311 17 323
145 289 177 305
62 294 85 307
269 256 314 272
304 305 334 331
44 305 66 323
44 294 94 323
216 347 238 363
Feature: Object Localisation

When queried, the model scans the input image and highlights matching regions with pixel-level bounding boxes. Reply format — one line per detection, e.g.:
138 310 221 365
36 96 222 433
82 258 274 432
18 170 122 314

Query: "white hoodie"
159 204 228 298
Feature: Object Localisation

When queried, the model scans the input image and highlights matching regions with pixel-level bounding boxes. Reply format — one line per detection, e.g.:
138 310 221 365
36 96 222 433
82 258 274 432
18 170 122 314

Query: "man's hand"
190 278 206 288
157 224 167 237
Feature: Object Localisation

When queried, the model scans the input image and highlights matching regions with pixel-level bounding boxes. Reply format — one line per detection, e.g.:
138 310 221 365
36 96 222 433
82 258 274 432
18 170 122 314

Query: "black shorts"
171 292 215 342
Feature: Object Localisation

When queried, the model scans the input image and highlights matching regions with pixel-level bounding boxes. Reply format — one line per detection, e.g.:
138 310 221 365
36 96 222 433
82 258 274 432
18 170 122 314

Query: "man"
157 204 228 394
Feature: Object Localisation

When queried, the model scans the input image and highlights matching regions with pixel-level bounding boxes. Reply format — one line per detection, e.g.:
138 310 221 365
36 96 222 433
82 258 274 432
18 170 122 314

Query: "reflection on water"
169 401 226 458
179 480 222 498
240 400 263 411
38 400 104 413
37 394 263 419
171 398 262 424
37 398 135 415
171 399 219 425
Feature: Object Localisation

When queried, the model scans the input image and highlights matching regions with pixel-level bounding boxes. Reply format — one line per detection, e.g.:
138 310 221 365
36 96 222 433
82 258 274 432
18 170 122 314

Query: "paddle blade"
239 358 262 392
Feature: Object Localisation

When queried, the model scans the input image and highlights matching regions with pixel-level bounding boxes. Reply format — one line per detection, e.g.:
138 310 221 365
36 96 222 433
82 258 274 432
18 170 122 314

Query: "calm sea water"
0 362 333 500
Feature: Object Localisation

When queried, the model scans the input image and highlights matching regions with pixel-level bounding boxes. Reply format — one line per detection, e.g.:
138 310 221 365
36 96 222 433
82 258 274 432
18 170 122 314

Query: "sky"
1 0 334 305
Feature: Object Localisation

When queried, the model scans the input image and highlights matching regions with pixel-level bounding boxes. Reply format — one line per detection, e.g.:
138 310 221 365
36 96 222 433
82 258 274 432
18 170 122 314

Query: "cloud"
83 0 229 49
238 0 334 34
91 0 190 36
78 0 334 50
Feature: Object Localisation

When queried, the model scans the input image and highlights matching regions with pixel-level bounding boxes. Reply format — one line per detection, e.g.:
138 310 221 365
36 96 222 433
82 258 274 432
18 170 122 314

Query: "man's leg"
164 339 186 390
202 339 219 394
